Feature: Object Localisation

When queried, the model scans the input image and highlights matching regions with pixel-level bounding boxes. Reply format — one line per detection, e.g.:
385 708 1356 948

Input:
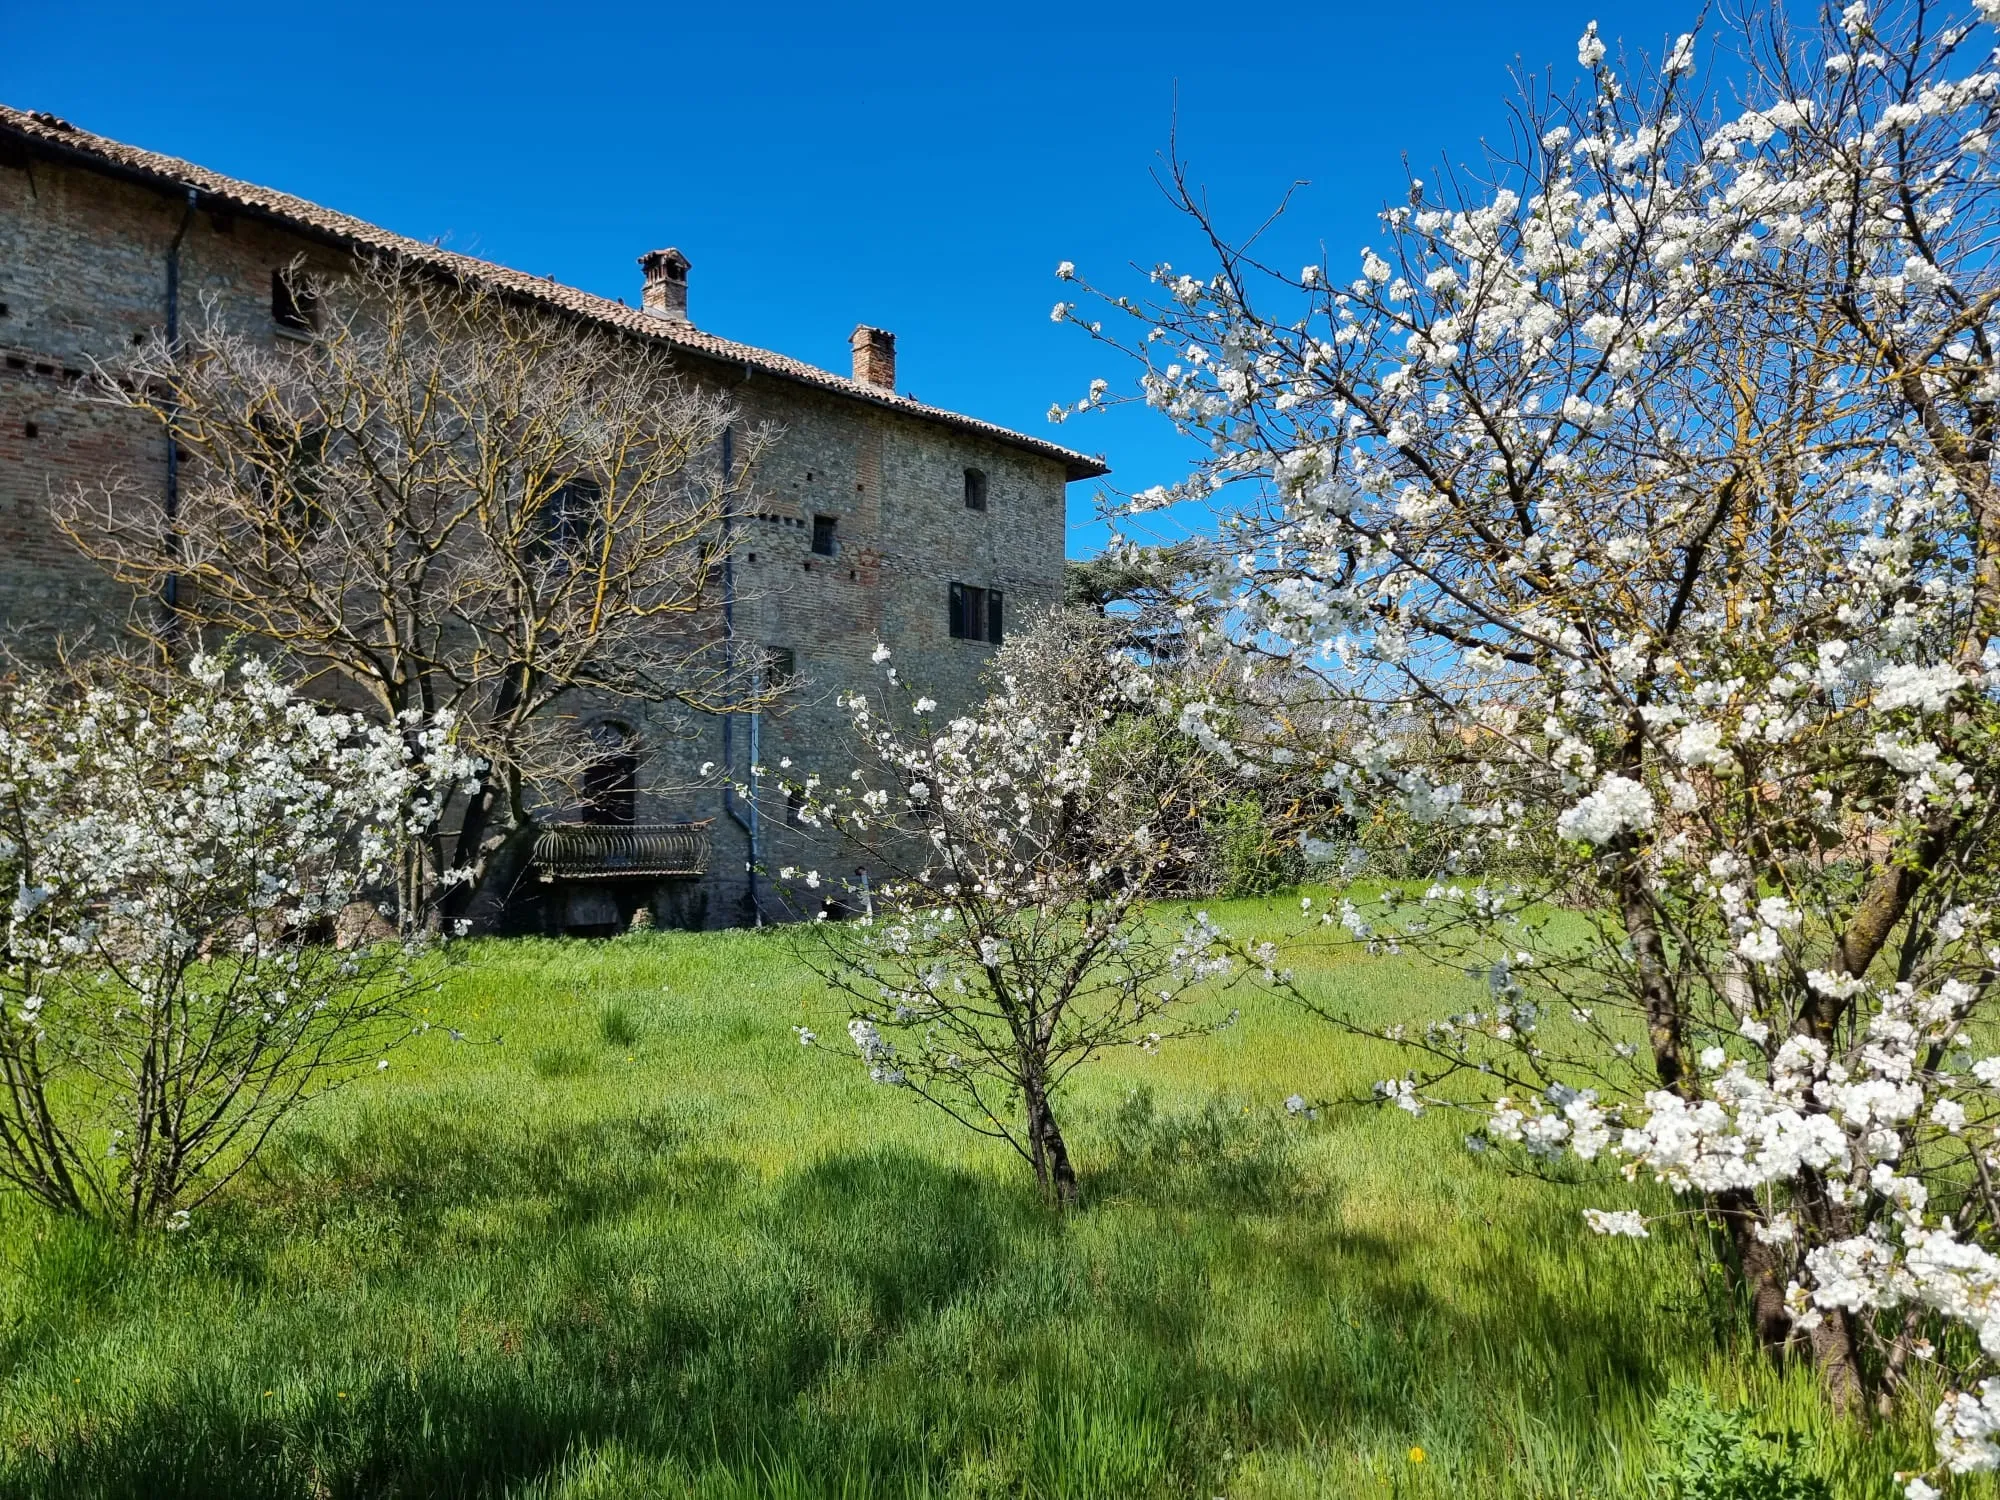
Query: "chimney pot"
850 325 896 389
638 248 691 323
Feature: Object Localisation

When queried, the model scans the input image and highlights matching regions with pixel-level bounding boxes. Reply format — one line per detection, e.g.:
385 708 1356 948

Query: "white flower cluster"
0 657 474 1221
1570 984 2000 1477
1554 775 1655 846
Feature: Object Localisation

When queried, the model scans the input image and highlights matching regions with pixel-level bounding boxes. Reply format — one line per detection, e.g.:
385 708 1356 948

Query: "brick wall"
0 145 1073 927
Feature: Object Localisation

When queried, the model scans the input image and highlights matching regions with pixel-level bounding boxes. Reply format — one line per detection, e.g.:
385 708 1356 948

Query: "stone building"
0 103 1107 930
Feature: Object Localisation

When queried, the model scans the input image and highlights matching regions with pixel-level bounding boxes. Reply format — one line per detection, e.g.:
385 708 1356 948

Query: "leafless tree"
58 256 776 927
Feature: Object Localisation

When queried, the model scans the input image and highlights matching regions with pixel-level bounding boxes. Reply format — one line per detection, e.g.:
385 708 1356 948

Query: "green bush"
1210 796 1303 897
1647 1384 1829 1500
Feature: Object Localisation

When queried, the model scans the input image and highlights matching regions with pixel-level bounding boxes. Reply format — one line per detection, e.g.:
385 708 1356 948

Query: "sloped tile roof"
0 104 1109 480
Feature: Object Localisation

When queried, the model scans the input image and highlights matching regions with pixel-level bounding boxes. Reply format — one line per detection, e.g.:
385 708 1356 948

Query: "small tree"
782 642 1242 1206
58 255 773 927
0 656 471 1229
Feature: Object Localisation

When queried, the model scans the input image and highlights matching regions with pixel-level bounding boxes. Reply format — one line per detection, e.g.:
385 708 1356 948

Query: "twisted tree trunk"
1023 1073 1078 1209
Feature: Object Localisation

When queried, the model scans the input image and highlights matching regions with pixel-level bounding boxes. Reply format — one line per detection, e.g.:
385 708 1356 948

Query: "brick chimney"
850 325 896 389
638 248 691 322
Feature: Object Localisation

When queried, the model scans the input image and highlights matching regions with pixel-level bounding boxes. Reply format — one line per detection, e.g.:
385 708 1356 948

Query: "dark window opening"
811 514 837 555
272 268 319 334
963 467 988 511
786 789 803 828
253 423 329 536
949 583 1004 644
765 647 796 686
535 476 603 560
580 722 638 825
23 421 37 439
0 301 9 318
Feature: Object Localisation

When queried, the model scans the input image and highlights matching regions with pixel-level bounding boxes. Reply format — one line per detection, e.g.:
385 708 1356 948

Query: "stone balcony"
532 820 712 881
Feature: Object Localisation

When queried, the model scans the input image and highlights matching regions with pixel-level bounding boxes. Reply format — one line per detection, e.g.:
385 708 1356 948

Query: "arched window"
532 476 603 564
580 721 637 825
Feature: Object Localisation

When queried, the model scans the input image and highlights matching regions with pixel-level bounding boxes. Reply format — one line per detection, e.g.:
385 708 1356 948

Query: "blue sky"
8 0 1696 557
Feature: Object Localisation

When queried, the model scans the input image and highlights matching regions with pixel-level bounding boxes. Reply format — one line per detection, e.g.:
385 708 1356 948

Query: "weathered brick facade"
0 104 1105 929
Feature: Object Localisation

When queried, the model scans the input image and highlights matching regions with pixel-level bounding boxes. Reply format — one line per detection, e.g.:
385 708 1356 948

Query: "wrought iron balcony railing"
532 820 712 881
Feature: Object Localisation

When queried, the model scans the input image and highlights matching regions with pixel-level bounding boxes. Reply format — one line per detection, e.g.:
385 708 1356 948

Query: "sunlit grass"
0 894 1969 1497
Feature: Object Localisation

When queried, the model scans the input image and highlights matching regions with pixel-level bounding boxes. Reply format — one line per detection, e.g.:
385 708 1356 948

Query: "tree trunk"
1809 1307 1868 1417
1714 1187 1869 1415
1023 1077 1079 1209
1715 1188 1797 1356
440 769 505 921
456 819 540 936
1620 861 1686 1096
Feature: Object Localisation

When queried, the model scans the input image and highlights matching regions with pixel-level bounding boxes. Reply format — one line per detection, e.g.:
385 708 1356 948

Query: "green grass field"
0 897 1966 1498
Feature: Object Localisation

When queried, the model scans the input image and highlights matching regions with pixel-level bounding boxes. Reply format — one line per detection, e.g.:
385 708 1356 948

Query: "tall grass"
0 896 1967 1497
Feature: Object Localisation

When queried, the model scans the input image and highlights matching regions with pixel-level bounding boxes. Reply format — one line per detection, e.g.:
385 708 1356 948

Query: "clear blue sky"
6 0 1696 557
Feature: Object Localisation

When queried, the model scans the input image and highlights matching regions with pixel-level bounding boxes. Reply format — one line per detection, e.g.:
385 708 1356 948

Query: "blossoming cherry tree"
1064 0 2000 1481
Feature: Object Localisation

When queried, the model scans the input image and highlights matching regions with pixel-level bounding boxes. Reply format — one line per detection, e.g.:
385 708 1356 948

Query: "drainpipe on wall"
747 695 763 929
717 424 764 924
162 185 197 616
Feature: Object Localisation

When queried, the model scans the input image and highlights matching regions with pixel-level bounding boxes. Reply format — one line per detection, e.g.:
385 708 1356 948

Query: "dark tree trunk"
456 819 540 936
1024 1076 1079 1209
440 769 506 922
1714 1187 1868 1415
1715 1188 1798 1355
440 663 528 929
1809 1308 1867 1417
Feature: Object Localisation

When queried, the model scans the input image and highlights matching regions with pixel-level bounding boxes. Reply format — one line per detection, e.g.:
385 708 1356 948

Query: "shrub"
0 657 469 1229
1646 1385 1828 1500
1209 796 1303 898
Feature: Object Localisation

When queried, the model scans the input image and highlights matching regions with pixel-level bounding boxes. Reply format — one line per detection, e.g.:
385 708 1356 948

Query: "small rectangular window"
272 268 318 334
765 646 796 685
258 424 329 535
949 582 1000 642
963 468 988 511
811 514 837 556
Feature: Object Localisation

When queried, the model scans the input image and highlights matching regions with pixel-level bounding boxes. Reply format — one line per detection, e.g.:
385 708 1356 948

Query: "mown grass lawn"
0 895 1968 1498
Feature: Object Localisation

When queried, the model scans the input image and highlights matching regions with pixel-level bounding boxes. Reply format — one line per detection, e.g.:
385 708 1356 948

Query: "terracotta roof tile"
0 104 1109 480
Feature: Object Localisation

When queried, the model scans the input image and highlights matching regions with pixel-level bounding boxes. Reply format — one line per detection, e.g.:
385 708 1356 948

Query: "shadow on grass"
0 1116 1795 1500
222 1102 738 1257
1080 1085 1321 1214
0 1149 1023 1500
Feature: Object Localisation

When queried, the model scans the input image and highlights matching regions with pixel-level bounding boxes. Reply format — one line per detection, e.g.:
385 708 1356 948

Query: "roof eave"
0 109 1112 482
